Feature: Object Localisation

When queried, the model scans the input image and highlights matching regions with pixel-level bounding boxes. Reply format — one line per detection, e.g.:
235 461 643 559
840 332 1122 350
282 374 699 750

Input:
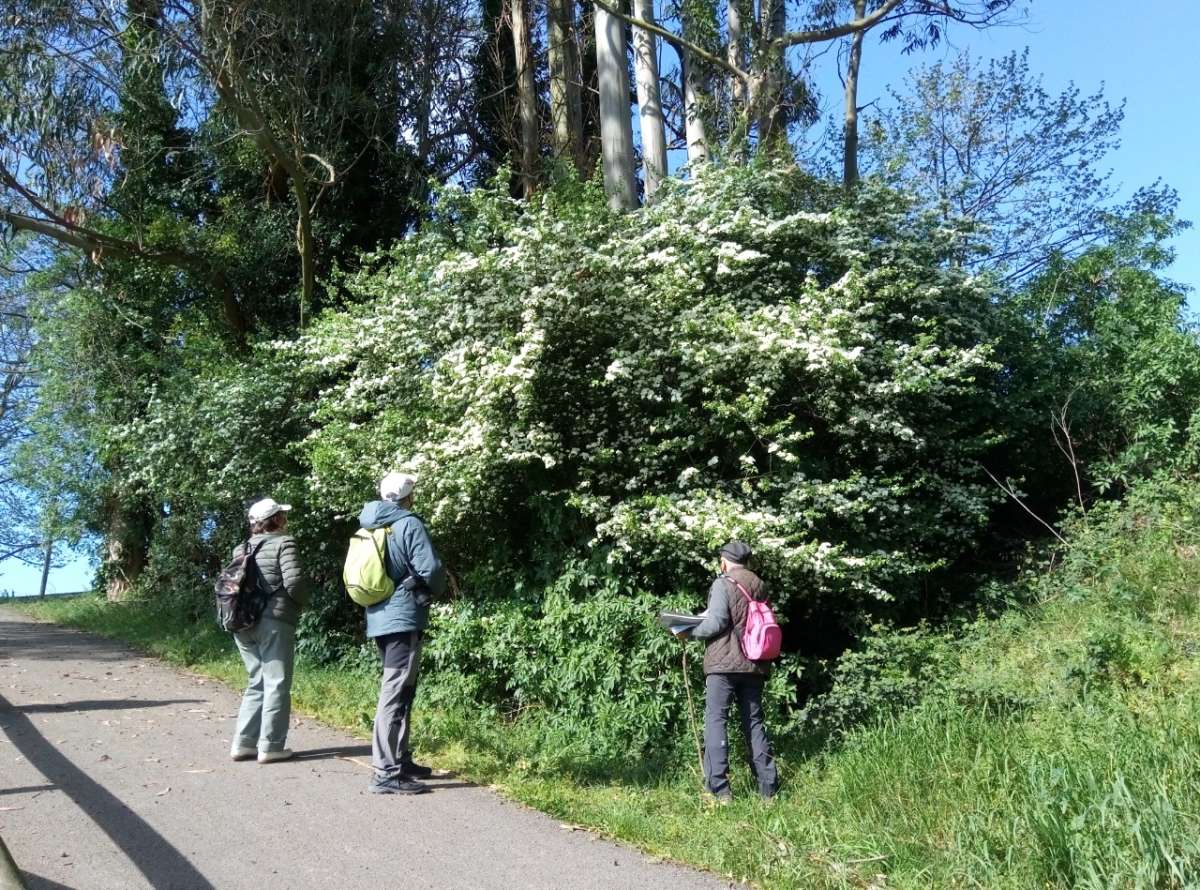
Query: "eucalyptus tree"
0 0 456 327
632 0 668 198
0 1 253 337
181 0 403 319
510 0 540 196
593 1 637 209
679 0 717 164
589 0 1023 172
0 0 472 597
0 241 41 566
547 0 585 170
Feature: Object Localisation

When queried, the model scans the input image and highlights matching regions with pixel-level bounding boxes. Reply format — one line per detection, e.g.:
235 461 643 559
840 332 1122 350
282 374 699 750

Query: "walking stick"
680 647 705 789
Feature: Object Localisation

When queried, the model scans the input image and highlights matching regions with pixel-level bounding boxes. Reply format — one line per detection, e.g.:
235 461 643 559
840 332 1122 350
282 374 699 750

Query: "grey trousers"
371 631 423 780
232 615 297 753
703 672 779 798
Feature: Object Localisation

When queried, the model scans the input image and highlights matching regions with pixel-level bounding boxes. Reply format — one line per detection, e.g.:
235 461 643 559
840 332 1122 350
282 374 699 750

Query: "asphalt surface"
0 608 732 890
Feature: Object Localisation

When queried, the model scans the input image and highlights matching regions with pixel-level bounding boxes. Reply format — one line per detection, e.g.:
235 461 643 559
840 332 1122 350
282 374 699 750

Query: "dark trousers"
703 672 779 798
371 631 423 780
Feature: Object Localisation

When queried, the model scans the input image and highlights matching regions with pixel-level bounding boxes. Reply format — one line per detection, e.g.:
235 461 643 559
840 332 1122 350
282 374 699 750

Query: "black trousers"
703 672 779 797
371 631 423 780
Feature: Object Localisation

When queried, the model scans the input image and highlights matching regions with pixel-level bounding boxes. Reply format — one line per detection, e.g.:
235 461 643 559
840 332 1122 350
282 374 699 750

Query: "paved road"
0 609 731 890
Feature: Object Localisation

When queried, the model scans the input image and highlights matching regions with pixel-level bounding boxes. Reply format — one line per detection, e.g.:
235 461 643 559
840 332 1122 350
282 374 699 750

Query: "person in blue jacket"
359 471 447 795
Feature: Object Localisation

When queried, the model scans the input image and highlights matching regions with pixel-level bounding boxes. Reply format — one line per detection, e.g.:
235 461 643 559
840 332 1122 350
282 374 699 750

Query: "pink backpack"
730 579 782 661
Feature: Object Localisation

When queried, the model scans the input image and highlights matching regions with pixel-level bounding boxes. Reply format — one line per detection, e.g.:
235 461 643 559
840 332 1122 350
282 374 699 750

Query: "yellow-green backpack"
343 527 395 607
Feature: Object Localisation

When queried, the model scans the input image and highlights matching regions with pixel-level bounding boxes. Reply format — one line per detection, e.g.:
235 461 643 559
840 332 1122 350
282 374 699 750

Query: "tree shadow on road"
20 873 78 890
293 744 373 760
0 618 136 663
11 698 204 714
0 784 56 796
0 691 215 889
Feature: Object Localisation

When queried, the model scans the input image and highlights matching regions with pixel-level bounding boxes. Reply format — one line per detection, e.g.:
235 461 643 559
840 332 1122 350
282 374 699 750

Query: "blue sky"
824 0 1199 294
1 0 1195 596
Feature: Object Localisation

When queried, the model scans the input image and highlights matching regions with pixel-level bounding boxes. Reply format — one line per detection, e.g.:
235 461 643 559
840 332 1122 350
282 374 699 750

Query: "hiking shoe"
708 789 733 806
230 746 257 762
257 748 294 764
399 759 434 780
369 776 431 795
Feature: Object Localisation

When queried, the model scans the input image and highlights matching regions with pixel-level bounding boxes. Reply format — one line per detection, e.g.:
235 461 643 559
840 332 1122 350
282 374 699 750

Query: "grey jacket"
359 500 446 638
235 533 310 627
691 567 769 677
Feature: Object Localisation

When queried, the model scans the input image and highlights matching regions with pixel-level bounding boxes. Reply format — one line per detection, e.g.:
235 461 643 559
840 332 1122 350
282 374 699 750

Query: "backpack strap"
240 538 268 563
728 577 771 630
370 527 389 564
729 578 753 602
376 525 420 588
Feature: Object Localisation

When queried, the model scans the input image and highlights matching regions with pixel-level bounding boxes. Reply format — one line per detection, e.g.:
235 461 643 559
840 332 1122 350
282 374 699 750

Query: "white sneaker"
257 748 294 764
230 746 257 761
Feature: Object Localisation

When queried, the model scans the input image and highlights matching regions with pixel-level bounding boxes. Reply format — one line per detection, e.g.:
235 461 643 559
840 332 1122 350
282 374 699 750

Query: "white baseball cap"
379 472 417 503
248 497 292 523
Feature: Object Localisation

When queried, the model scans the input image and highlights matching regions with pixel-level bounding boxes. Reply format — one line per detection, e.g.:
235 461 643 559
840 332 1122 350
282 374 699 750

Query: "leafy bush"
97 164 1200 761
253 165 1012 749
798 624 957 738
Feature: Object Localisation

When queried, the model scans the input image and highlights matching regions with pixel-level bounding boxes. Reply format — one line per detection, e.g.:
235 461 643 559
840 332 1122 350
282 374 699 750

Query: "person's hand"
672 629 691 639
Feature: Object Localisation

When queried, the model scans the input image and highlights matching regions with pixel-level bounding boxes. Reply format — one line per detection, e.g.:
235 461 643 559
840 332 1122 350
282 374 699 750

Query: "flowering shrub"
295 167 1001 598
246 165 1009 751
107 166 1022 754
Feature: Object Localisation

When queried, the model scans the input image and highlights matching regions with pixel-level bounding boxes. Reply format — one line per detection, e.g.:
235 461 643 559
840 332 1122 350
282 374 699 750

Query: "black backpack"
214 540 270 632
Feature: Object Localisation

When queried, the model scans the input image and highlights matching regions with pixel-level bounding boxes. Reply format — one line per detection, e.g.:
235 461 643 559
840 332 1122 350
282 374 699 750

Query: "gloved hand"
402 574 431 606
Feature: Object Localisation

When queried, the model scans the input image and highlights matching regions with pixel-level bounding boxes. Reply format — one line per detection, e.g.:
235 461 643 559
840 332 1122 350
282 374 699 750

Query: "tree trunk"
632 0 668 199
38 535 52 598
680 10 709 166
294 177 315 326
755 0 787 153
104 500 149 603
578 1 603 178
548 0 585 171
593 3 638 209
511 0 540 197
727 0 746 108
842 0 866 187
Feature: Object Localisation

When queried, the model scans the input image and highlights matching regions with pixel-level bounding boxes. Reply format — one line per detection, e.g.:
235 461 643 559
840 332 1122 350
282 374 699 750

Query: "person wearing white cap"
355 471 446 794
229 497 310 764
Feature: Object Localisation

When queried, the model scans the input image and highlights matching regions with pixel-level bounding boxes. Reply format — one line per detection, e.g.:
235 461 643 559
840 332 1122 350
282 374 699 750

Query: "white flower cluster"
117 168 1002 613
263 169 1004 609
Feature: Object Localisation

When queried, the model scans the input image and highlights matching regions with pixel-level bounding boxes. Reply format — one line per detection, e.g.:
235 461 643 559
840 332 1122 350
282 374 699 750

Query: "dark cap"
719 540 752 564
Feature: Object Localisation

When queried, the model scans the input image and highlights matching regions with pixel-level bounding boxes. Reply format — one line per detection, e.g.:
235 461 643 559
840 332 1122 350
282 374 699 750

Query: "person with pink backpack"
687 541 781 802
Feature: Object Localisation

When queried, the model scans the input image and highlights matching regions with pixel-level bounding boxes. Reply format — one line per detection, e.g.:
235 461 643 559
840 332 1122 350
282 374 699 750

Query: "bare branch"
1050 390 1087 514
303 153 338 186
980 464 1068 545
589 0 750 82
777 0 904 47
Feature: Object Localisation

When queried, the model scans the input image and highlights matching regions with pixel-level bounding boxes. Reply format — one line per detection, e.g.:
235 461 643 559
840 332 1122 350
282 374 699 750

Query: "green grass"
12 486 1200 888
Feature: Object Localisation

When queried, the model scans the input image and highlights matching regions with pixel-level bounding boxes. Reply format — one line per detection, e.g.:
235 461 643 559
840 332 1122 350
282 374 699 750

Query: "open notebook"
657 610 708 635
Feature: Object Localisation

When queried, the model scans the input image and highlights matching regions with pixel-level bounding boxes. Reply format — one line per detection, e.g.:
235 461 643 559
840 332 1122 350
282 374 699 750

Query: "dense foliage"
77 162 1193 761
